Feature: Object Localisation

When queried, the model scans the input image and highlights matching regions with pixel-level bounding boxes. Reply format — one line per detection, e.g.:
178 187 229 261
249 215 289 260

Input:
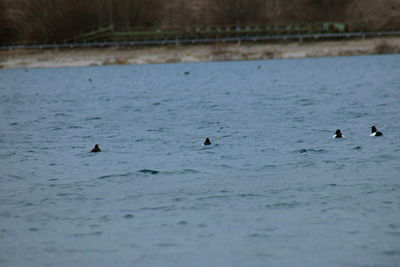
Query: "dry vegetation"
1 0 400 43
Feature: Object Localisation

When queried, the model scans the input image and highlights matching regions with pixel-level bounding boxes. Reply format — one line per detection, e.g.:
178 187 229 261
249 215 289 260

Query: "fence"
1 30 400 51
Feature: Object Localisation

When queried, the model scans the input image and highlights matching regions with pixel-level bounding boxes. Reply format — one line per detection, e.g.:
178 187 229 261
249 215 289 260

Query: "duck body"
370 126 383 136
333 129 344 138
203 138 212 145
91 144 101 152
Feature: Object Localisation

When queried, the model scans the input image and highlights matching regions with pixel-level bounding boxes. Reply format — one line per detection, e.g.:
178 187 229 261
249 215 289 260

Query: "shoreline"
1 37 400 69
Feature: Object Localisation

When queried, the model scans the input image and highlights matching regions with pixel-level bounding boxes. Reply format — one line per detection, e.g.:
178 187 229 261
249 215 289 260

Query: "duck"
370 126 383 136
91 144 101 152
333 129 344 138
203 137 212 145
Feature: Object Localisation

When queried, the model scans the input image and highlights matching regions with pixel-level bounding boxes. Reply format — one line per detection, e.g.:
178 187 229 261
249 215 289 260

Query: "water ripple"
293 148 326 154
72 231 102 238
84 116 102 121
137 169 159 175
139 205 176 211
97 172 135 180
1 55 400 266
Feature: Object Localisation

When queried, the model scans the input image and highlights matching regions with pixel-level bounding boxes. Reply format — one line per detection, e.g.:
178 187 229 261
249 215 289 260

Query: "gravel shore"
1 37 400 69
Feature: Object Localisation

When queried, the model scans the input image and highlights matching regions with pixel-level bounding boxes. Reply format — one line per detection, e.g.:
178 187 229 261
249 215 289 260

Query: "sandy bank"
1 37 400 69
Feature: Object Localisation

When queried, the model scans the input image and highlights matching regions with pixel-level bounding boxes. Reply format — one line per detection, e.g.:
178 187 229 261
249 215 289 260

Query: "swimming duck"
203 137 212 145
370 126 383 136
333 129 344 138
91 144 101 152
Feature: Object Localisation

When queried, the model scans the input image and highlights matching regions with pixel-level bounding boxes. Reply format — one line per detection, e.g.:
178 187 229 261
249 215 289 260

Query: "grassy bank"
1 37 400 69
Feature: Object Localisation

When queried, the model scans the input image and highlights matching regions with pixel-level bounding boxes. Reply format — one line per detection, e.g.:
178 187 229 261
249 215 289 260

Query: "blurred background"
1 0 400 44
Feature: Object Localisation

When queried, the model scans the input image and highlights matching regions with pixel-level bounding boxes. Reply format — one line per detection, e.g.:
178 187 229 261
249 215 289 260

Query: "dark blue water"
1 55 400 267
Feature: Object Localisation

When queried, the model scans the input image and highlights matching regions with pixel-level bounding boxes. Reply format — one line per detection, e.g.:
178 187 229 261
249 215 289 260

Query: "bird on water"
370 126 383 136
91 144 101 152
203 138 212 145
333 129 344 138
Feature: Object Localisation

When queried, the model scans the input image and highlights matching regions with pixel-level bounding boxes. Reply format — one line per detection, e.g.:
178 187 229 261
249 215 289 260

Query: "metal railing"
1 30 400 51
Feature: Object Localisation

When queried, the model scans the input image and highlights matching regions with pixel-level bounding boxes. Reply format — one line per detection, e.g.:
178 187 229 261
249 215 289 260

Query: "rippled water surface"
1 55 400 266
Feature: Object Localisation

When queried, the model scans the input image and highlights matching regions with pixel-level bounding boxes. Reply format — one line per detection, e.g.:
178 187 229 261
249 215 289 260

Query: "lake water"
1 55 400 267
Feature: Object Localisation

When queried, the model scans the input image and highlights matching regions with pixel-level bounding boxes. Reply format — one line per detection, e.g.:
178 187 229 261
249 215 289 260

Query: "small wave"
155 243 179 247
79 151 103 157
73 231 102 238
198 195 231 200
325 183 338 187
85 116 102 121
385 231 400 237
6 174 23 180
98 169 199 178
380 154 397 161
140 205 175 211
200 144 220 151
237 193 264 198
0 152 16 160
23 202 35 207
50 126 62 131
248 233 270 238
137 169 159 175
67 125 82 129
261 164 277 169
65 248 116 253
294 148 326 154
266 201 301 209
97 172 134 180
146 128 166 132
320 206 346 213
173 169 200 175
383 250 400 256
388 223 399 229
346 111 369 118
295 98 315 106
0 211 12 218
